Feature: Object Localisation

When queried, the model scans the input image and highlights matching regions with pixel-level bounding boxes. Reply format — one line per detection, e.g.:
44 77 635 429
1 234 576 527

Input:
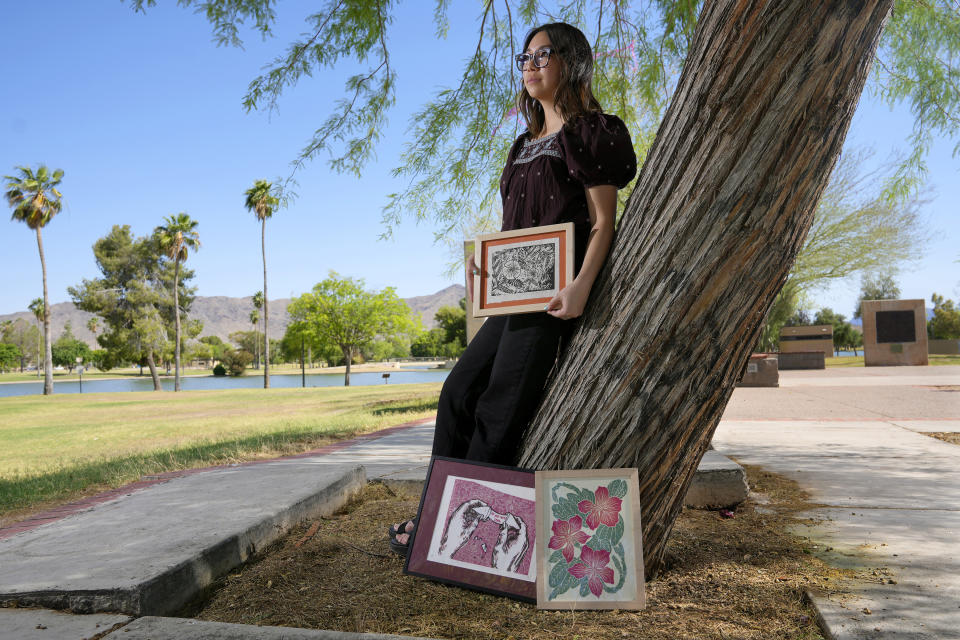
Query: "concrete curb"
104 616 439 639
0 467 366 616
376 452 750 511
683 450 750 508
803 589 838 640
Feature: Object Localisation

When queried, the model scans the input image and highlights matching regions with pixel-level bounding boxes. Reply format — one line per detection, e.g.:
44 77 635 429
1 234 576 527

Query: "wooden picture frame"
473 222 575 318
404 457 538 602
535 468 646 610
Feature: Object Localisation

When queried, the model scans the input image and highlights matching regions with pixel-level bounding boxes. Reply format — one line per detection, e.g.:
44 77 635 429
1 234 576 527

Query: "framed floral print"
534 469 646 610
472 222 575 318
404 457 538 602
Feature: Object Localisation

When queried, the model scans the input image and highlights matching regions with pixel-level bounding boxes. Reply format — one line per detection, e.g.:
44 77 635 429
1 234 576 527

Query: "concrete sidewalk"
714 365 960 639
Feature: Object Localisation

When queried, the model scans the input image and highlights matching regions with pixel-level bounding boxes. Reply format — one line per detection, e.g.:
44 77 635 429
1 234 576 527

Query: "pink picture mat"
404 457 537 602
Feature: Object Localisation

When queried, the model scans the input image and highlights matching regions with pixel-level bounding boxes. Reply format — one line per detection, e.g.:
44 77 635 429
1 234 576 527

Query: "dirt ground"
925 431 960 446
189 464 866 639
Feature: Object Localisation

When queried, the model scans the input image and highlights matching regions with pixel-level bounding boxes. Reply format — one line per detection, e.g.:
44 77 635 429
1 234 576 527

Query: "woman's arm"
546 184 617 319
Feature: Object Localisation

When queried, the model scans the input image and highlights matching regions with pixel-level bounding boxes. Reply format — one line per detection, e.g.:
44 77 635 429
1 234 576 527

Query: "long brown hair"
517 22 602 138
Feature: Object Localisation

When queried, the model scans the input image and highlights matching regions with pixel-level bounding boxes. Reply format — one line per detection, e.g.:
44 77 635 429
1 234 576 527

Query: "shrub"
212 363 227 377
220 349 253 376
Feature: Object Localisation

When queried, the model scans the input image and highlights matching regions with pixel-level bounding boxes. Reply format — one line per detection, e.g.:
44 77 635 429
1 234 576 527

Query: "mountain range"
0 285 465 348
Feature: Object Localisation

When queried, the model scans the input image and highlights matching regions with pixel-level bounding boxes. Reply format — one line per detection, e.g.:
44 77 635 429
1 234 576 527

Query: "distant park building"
861 299 928 366
779 325 833 359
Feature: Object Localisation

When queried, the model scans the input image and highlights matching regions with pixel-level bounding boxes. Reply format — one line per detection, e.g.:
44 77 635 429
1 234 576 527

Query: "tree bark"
173 258 181 392
145 351 162 391
518 0 893 580
262 219 270 389
36 227 53 395
343 346 351 387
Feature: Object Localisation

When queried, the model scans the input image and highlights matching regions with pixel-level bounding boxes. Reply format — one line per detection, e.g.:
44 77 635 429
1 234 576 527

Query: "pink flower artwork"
548 516 590 563
577 486 622 529
568 545 616 597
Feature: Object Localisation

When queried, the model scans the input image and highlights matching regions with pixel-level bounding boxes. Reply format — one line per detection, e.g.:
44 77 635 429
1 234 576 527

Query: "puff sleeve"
559 112 637 188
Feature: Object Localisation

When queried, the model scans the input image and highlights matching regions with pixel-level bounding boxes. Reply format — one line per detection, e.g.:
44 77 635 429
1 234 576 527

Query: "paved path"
714 365 960 639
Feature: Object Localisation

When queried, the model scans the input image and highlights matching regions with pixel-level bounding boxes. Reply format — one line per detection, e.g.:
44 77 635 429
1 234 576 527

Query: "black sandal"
388 519 417 557
387 518 416 540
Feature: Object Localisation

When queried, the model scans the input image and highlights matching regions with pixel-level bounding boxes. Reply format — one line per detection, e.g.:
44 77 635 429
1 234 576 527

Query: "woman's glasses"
515 46 553 71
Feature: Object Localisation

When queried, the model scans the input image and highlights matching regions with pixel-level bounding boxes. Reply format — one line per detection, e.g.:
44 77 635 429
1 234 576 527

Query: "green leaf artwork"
608 478 628 498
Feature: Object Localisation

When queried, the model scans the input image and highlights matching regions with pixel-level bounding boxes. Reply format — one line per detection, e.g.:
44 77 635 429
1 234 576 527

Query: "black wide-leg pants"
431 312 575 465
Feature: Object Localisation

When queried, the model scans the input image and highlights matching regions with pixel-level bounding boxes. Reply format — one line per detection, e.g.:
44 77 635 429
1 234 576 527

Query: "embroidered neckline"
523 130 560 146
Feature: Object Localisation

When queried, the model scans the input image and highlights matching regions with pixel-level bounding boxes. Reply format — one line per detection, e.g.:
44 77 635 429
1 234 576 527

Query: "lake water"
0 369 451 398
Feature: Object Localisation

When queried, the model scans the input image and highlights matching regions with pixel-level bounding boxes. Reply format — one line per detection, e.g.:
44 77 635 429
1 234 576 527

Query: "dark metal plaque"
875 310 916 344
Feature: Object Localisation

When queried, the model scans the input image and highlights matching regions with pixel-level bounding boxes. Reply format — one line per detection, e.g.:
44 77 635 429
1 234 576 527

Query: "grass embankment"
825 353 960 367
0 383 441 523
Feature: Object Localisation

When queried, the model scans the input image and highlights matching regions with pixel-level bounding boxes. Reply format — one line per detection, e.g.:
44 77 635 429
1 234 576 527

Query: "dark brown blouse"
499 111 637 270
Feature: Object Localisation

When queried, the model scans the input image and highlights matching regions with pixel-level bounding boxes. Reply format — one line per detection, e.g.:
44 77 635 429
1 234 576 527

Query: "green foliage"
89 349 119 371
213 362 227 376
279 322 340 366
68 225 197 375
4 165 64 230
813 308 862 355
244 181 279 222
363 335 412 362
126 1 958 244
761 148 929 344
199 335 229 360
410 328 447 358
928 293 960 339
790 149 927 294
875 1 960 199
435 301 466 346
854 270 901 319
408 301 467 357
220 348 253 376
757 283 801 352
155 213 201 265
0 319 39 370
229 330 263 358
0 343 21 372
51 324 92 372
288 272 419 383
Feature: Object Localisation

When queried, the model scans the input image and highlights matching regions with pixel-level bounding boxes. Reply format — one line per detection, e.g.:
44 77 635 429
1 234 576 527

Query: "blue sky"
2 2 957 319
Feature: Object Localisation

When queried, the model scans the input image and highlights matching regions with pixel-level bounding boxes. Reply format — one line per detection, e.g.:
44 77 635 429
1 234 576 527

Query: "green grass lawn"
0 383 441 520
825 353 960 367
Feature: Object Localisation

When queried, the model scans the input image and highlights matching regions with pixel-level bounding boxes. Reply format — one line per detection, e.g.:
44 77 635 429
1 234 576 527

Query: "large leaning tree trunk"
518 0 894 579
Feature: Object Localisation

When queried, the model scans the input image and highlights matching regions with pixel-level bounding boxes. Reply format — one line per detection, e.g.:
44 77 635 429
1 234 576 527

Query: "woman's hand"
546 280 590 319
466 253 478 302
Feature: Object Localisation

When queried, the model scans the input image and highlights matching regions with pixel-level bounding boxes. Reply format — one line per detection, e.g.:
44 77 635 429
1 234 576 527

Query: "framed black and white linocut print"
473 222 574 318
535 468 646 610
404 457 537 602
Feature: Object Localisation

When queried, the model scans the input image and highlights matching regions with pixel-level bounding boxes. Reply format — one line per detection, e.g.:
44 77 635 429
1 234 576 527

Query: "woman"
390 21 636 555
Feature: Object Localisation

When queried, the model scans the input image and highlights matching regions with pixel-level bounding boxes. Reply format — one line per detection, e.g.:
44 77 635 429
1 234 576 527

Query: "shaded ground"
190 464 867 639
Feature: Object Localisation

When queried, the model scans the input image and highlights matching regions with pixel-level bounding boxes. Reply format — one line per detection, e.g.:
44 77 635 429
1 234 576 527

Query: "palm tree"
244 180 278 389
6 166 64 395
252 290 264 368
28 298 44 378
249 308 260 369
155 213 200 392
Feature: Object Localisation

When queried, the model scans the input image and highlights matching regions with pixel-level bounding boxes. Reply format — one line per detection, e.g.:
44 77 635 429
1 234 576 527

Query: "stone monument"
861 299 928 366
